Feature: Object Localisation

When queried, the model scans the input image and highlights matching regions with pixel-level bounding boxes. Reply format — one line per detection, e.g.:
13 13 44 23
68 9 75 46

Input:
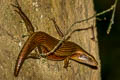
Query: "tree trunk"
0 0 101 80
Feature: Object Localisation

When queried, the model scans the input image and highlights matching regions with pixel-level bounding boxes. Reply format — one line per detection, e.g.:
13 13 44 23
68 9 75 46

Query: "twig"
41 2 116 56
107 0 118 34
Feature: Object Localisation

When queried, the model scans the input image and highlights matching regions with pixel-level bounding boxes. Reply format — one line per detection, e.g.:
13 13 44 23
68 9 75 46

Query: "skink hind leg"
26 53 41 59
11 0 34 35
12 0 42 59
12 0 41 76
26 46 42 59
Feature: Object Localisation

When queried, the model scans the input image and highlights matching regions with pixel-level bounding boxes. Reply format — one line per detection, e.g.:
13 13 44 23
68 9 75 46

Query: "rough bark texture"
0 0 101 80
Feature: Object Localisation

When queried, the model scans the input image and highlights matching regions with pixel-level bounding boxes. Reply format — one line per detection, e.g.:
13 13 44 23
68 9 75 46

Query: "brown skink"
14 31 98 76
12 0 98 77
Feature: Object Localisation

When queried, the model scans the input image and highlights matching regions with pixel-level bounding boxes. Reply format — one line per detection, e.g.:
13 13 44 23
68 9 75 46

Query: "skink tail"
14 33 38 77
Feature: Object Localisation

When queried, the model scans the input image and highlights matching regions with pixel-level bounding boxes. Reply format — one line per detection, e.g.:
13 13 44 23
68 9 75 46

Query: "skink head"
71 50 98 68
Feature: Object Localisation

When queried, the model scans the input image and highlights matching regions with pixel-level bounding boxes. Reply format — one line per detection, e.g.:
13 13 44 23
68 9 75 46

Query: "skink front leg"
49 18 64 38
39 18 65 57
64 57 70 69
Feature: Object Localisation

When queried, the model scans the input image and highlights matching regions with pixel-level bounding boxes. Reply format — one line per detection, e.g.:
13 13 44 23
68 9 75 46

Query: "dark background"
94 0 120 80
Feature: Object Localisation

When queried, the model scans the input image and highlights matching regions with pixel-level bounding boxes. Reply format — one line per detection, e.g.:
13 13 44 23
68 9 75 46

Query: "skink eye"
79 54 92 62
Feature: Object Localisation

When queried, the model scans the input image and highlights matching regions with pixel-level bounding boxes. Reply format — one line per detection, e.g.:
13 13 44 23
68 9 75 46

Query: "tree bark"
0 0 101 80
